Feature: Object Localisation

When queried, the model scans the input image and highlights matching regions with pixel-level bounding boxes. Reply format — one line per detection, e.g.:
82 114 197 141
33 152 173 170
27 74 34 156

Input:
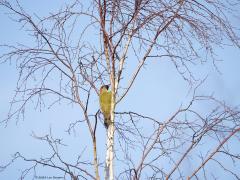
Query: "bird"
99 85 112 128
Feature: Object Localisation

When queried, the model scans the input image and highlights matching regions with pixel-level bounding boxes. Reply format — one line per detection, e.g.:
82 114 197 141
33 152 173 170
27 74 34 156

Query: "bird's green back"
100 91 112 117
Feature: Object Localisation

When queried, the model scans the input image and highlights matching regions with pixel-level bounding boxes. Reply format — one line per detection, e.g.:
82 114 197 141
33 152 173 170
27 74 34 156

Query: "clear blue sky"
1 1 240 179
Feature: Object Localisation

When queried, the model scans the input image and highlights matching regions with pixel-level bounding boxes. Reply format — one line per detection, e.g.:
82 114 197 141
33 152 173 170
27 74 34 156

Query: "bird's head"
100 85 110 94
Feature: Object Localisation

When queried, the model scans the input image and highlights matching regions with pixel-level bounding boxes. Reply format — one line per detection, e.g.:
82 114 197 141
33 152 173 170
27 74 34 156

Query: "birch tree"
1 0 240 179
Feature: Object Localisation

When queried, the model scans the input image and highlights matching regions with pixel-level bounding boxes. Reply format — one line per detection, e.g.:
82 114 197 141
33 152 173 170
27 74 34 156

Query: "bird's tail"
104 115 111 129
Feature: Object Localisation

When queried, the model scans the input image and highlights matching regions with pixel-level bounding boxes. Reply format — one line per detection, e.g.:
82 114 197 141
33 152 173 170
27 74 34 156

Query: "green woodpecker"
99 85 112 128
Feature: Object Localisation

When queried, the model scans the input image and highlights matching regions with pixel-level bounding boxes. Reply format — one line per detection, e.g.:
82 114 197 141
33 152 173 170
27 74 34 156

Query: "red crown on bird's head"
100 85 110 93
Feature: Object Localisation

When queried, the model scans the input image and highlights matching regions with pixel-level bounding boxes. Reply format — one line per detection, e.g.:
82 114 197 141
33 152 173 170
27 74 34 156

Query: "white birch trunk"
105 86 115 180
105 122 115 180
